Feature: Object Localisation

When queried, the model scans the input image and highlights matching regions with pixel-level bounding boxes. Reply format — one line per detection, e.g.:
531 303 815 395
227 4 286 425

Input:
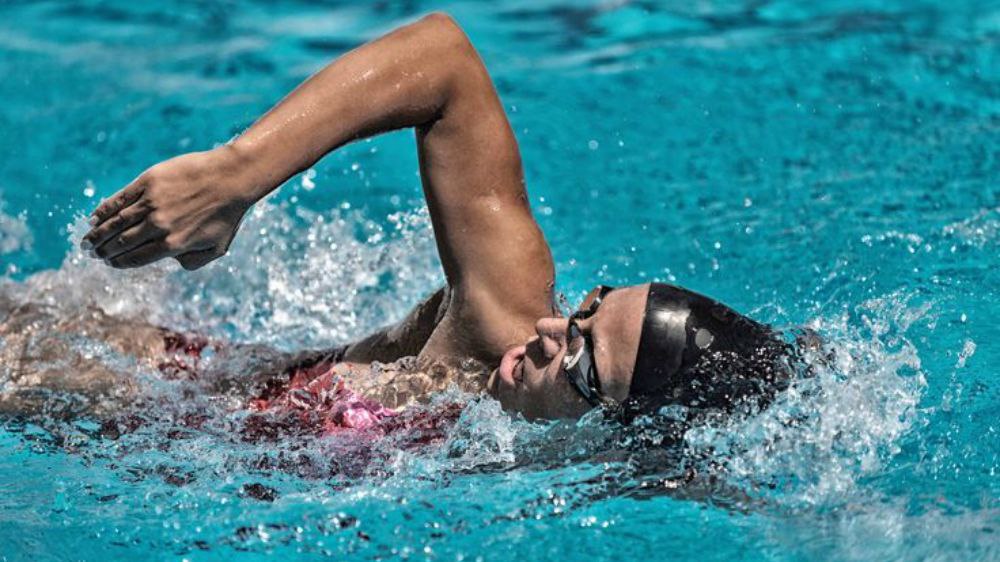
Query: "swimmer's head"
486 283 789 421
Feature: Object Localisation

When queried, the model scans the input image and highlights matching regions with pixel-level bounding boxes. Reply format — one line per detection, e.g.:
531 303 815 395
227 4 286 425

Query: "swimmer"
10 13 791 425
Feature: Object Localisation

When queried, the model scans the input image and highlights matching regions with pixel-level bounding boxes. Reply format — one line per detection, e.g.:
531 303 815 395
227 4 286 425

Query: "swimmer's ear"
175 248 218 271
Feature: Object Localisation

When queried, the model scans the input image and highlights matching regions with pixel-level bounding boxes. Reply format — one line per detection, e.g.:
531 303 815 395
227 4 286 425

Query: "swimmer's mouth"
487 367 500 396
513 357 525 385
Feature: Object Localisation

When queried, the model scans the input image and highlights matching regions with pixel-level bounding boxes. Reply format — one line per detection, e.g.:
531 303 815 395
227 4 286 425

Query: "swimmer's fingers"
175 227 235 271
87 179 145 228
104 240 173 269
92 220 161 261
81 197 151 253
174 248 219 271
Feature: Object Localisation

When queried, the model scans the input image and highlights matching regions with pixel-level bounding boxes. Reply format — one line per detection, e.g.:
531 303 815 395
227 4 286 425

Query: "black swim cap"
622 283 789 418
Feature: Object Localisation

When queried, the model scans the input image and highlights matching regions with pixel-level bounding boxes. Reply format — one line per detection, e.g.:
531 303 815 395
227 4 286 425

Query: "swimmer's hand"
81 146 256 270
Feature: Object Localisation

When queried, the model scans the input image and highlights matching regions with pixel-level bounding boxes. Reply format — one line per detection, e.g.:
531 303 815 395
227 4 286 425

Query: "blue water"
1 1 997 560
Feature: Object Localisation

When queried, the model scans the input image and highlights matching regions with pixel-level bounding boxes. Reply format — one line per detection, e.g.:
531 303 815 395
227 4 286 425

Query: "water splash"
0 194 968 560
0 196 32 259
3 202 935 509
685 292 928 507
941 206 1000 249
10 200 442 349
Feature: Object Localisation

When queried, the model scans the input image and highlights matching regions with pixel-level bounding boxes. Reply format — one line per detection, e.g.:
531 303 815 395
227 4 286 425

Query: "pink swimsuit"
152 331 465 451
245 356 466 449
248 360 398 435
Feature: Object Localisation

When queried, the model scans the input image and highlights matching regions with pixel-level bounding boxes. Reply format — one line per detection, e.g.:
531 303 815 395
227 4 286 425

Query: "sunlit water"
0 1 997 560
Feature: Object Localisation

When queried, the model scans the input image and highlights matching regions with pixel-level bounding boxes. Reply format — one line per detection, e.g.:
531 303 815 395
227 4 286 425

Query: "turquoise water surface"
1 1 998 560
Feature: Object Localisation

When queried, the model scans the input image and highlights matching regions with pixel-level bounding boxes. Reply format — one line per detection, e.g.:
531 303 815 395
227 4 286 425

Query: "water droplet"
301 168 316 190
695 328 714 349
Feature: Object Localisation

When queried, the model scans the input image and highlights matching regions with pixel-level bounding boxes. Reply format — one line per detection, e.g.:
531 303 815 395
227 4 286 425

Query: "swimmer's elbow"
414 12 498 117
420 12 468 46
418 12 479 70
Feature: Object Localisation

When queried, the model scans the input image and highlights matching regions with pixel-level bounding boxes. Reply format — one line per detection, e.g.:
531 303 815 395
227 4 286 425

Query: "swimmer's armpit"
341 286 449 364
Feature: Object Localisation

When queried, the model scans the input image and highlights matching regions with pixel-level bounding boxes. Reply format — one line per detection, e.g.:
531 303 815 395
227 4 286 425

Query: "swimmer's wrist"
216 142 279 206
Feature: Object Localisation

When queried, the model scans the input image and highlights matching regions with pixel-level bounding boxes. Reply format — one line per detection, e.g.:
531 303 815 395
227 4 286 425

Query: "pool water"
1 1 997 560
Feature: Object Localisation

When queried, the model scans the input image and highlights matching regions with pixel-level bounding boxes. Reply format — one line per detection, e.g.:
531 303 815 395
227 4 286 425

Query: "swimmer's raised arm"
83 13 554 362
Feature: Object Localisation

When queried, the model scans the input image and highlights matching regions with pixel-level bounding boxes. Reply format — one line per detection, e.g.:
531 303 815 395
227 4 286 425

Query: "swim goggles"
562 285 618 408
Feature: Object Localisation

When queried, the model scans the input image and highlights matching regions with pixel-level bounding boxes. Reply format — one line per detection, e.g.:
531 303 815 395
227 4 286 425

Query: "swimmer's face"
487 284 648 419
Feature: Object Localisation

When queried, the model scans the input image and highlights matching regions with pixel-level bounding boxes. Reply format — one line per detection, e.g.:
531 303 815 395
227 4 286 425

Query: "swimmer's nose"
534 317 569 359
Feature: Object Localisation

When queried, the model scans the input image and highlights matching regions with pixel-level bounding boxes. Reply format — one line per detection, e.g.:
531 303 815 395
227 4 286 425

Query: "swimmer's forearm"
230 13 477 203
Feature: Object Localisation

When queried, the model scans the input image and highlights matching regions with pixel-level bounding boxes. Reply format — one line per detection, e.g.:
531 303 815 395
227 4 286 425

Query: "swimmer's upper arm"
413 15 555 359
